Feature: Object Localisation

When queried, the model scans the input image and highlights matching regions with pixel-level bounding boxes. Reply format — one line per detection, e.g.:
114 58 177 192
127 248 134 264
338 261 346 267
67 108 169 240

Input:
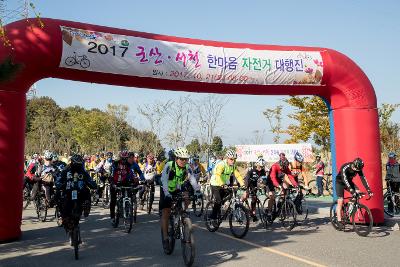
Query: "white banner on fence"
235 144 313 163
59 26 324 86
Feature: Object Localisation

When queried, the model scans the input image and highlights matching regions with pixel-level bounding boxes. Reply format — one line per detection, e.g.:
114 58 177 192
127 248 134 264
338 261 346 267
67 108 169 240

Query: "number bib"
72 190 78 200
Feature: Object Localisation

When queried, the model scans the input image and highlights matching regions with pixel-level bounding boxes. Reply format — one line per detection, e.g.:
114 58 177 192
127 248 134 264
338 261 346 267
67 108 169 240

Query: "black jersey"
245 168 266 188
336 162 371 193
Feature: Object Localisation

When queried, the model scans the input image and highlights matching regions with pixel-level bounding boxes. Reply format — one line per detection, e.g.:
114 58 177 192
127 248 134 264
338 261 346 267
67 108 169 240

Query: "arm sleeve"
359 171 371 192
161 164 171 196
234 169 245 187
133 163 145 180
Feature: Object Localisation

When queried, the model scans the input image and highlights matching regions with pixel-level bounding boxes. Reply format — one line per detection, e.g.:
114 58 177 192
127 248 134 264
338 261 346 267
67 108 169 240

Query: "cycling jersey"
161 161 199 195
190 163 206 182
143 161 157 181
290 161 305 177
210 160 244 187
245 168 266 188
268 162 297 187
336 162 371 194
111 160 134 184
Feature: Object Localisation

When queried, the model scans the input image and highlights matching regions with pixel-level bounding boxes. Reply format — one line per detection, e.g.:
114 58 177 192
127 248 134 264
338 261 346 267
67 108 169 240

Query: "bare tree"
165 96 193 148
263 105 283 144
137 100 172 153
194 94 229 151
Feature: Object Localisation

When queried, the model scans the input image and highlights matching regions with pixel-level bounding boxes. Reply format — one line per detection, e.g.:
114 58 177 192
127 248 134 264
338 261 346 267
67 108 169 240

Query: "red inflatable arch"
0 18 383 241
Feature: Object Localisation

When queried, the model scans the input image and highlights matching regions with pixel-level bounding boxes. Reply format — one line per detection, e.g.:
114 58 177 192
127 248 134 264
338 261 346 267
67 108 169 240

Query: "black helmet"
352 158 364 171
70 154 84 165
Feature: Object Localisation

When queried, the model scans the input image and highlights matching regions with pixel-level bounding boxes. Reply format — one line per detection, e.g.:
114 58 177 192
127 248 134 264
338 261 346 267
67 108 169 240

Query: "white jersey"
143 162 157 181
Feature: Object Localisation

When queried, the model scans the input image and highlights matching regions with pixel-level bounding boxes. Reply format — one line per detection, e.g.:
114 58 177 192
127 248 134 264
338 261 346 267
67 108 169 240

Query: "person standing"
314 155 325 197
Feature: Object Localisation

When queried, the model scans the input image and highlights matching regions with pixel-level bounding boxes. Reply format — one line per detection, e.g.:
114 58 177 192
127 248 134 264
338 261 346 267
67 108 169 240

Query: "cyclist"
127 151 145 181
56 154 97 227
95 151 113 201
189 154 206 183
139 153 157 210
265 153 297 213
209 149 245 220
24 153 41 195
160 147 200 250
31 151 57 206
314 154 325 196
110 150 137 226
290 151 311 190
385 152 400 213
53 153 67 172
242 157 267 222
206 155 218 176
335 158 373 229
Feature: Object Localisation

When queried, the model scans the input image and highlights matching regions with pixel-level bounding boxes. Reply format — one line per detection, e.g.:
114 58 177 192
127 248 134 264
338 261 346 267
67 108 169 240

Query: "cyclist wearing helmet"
53 153 67 173
189 154 206 183
109 150 137 226
335 158 373 228
265 153 297 213
209 149 245 220
242 157 267 222
290 151 311 190
160 147 200 250
95 151 114 201
56 154 97 227
139 153 157 211
385 152 400 212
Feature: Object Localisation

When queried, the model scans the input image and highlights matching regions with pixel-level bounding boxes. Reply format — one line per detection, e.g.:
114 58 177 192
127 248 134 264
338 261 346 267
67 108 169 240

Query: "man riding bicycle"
242 157 267 222
160 147 200 250
265 153 297 214
335 158 373 229
289 151 310 190
209 149 245 220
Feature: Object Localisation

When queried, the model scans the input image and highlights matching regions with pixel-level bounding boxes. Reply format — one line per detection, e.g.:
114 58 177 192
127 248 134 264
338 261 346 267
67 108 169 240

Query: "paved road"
1 191 399 267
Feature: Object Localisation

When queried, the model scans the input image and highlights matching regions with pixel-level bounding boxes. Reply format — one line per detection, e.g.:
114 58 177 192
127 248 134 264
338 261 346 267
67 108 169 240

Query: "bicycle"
262 187 298 231
100 178 111 209
308 173 332 196
242 186 269 229
33 185 48 222
64 52 90 69
330 192 373 237
383 181 400 217
199 175 211 202
161 192 195 267
140 180 155 214
23 180 32 210
204 185 250 238
113 185 137 233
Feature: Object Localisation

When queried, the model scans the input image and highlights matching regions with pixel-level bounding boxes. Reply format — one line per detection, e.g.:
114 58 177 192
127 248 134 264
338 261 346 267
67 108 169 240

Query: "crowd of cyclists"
23 146 400 262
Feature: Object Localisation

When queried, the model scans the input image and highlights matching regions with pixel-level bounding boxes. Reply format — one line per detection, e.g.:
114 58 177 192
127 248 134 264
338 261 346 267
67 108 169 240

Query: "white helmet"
174 147 190 159
44 150 53 160
255 158 266 167
225 149 237 159
294 152 304 163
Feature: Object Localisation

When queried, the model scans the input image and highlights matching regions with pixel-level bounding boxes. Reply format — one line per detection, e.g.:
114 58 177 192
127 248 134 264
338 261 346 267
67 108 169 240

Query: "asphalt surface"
1 190 399 267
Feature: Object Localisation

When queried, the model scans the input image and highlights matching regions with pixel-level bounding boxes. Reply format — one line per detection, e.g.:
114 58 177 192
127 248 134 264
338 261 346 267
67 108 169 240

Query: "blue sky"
7 0 400 146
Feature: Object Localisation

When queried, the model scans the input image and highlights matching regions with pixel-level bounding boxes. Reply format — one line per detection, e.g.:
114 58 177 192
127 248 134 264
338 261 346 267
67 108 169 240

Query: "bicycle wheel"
257 200 268 229
193 195 204 217
102 185 110 209
147 190 152 214
37 196 48 222
133 197 138 223
351 204 373 237
229 204 250 238
55 206 63 227
383 192 400 217
307 180 318 195
23 186 31 210
330 202 347 231
124 201 133 233
262 197 276 224
80 58 90 68
72 226 80 260
181 217 195 267
204 201 220 232
294 195 308 224
64 57 75 66
161 216 175 255
114 201 120 228
280 200 296 231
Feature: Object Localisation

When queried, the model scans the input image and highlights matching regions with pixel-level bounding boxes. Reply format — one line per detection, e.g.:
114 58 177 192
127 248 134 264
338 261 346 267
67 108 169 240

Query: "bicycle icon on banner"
64 52 90 69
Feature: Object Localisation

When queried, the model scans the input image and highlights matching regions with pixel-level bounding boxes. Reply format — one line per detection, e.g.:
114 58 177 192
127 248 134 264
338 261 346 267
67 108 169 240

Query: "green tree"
379 103 400 155
186 138 201 156
211 136 223 153
263 105 283 144
283 96 330 154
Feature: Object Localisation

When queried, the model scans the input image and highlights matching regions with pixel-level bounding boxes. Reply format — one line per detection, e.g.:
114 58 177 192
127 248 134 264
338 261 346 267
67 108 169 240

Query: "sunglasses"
177 157 188 161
